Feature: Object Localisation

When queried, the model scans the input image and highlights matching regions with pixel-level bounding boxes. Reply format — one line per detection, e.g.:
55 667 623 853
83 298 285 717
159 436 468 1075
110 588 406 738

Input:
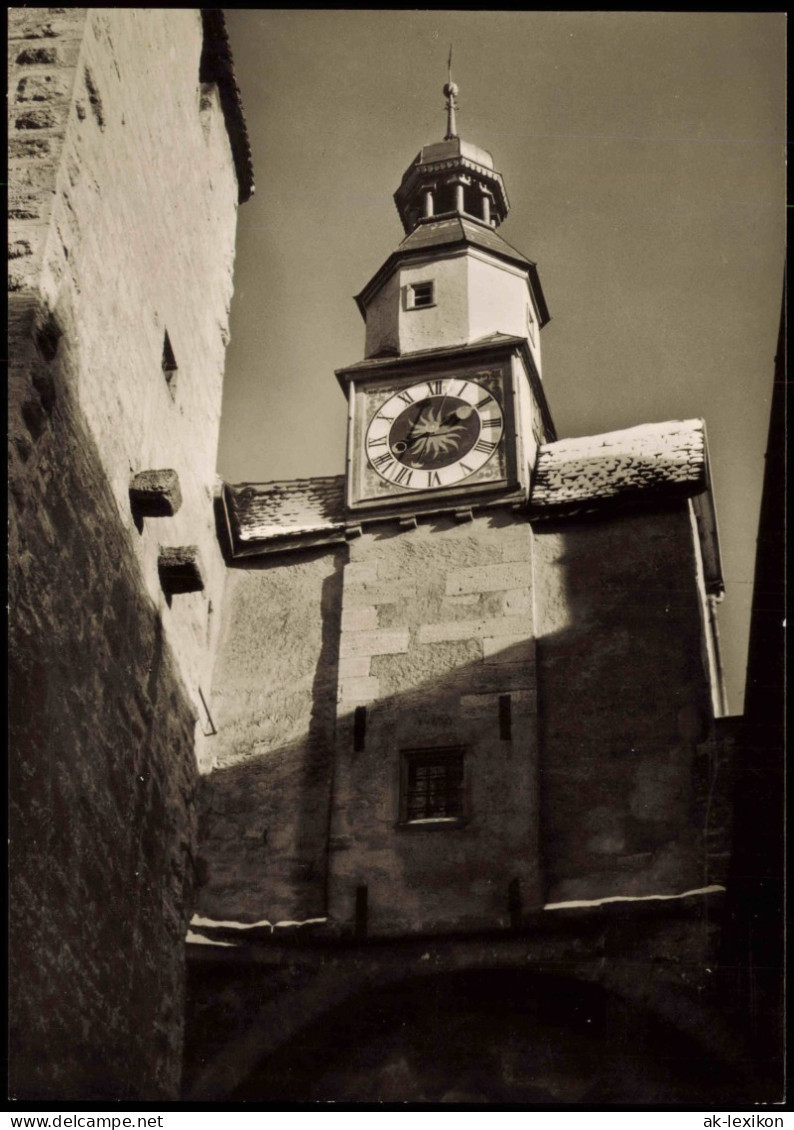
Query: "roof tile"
530 419 707 512
225 476 346 554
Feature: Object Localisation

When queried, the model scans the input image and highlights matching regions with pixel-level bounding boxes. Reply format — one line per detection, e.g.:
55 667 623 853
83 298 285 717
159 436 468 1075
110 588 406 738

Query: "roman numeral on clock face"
476 395 493 410
481 417 501 429
372 452 394 471
474 439 496 454
393 466 413 486
367 435 388 447
396 390 414 405
426 380 443 395
426 471 442 488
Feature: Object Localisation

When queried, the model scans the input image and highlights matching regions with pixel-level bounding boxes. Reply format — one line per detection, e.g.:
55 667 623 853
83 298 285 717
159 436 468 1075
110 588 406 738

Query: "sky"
218 11 786 714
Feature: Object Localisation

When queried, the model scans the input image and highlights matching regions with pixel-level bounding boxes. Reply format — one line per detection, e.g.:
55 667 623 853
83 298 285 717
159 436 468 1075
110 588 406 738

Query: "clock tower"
327 76 553 935
340 74 554 520
201 66 726 952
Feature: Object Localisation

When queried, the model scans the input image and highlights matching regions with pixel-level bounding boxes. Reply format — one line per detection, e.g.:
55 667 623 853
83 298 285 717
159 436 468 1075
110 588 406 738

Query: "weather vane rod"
443 44 458 140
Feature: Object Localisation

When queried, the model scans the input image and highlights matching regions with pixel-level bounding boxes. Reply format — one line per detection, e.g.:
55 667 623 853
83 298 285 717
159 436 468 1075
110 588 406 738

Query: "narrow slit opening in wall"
162 331 178 398
499 694 512 741
355 885 368 940
353 706 367 752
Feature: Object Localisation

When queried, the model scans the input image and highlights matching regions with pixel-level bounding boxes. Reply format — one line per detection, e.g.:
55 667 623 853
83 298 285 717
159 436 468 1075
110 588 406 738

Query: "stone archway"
221 966 741 1105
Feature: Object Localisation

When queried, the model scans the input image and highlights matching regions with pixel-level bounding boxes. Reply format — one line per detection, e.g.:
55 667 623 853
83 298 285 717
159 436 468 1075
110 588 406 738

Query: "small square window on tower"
400 747 465 824
406 280 435 310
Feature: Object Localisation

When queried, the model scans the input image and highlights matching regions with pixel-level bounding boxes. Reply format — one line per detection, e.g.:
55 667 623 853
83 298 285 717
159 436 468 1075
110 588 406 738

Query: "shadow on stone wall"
189 498 749 1103
532 508 722 904
9 294 199 1101
195 548 344 923
187 955 748 1105
196 502 726 931
237 968 739 1104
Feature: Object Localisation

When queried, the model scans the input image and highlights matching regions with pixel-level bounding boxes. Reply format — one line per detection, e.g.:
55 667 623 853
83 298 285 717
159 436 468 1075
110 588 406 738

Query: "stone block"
16 74 70 102
344 562 378 585
417 615 533 645
13 107 59 130
8 9 87 40
441 593 481 608
15 45 59 65
9 240 33 259
342 580 417 608
158 546 205 595
446 561 530 596
339 628 410 658
341 605 377 632
9 136 53 159
338 656 371 679
338 676 380 704
129 469 182 517
501 588 532 615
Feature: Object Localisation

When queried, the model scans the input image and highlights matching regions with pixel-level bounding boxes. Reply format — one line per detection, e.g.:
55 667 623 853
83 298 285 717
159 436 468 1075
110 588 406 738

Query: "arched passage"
225 967 741 1105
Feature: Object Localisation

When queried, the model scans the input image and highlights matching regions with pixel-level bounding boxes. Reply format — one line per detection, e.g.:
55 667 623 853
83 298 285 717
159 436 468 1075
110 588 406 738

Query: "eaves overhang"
200 9 255 204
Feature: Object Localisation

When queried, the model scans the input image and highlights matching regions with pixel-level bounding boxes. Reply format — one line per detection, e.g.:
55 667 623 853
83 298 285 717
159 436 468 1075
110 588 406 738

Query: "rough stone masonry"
8 8 250 1100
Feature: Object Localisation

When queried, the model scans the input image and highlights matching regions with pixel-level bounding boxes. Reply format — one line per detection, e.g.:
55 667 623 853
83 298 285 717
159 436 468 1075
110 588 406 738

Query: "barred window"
401 748 465 823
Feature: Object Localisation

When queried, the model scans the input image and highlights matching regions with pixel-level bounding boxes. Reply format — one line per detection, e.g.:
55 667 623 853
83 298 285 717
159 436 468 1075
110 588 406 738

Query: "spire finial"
443 44 458 140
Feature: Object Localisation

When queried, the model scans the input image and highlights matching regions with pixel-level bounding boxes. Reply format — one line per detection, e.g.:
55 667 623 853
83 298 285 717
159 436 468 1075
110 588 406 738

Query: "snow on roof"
530 418 708 511
221 420 718 579
224 475 346 556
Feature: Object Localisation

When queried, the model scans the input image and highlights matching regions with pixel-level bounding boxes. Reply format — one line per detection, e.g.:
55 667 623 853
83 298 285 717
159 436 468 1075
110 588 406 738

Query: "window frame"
398 746 467 826
405 280 436 311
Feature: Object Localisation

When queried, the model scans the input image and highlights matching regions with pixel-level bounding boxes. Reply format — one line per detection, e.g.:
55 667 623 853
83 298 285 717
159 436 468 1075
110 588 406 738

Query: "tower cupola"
352 61 548 366
394 69 509 234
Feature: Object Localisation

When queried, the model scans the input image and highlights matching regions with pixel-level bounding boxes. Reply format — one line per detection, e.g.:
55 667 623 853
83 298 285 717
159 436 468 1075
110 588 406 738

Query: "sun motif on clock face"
364 376 504 491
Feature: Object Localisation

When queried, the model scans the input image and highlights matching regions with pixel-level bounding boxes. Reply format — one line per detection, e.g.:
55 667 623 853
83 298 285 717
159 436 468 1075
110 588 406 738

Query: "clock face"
364 377 504 491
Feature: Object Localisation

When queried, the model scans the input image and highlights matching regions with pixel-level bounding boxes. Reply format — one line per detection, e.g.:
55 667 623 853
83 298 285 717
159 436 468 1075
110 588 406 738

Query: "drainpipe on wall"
707 592 729 717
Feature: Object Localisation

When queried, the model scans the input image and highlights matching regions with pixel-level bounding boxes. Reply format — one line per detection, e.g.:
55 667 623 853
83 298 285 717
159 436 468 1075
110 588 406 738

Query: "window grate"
404 749 464 822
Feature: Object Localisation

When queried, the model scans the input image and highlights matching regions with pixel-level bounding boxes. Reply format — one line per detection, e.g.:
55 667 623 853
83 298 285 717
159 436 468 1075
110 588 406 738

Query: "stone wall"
533 504 717 904
9 8 238 733
196 551 345 924
196 502 721 938
8 7 242 1100
329 515 541 936
9 294 199 1101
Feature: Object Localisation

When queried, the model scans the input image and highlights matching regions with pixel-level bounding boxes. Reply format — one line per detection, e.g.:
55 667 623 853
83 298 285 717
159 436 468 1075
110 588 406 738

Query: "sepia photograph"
8 8 785 1110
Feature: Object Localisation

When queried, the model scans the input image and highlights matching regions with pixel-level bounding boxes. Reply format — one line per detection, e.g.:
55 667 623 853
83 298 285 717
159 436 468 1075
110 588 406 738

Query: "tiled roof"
398 215 532 268
355 216 549 328
224 476 346 556
530 419 708 512
221 421 717 571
